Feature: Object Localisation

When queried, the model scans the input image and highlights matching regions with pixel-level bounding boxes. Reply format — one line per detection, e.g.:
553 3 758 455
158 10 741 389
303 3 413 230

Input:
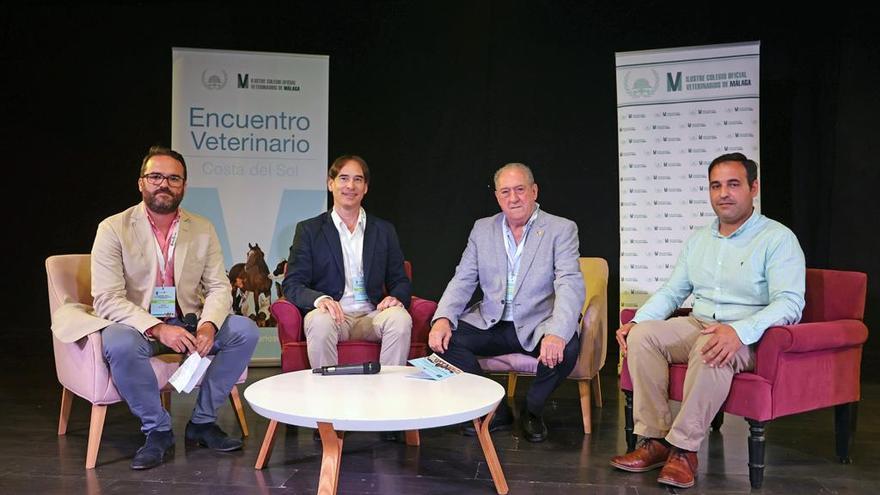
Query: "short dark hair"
328 155 370 184
141 145 188 179
708 153 758 185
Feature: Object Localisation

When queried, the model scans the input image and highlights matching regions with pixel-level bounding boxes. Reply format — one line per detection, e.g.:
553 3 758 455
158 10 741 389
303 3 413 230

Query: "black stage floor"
3 336 877 494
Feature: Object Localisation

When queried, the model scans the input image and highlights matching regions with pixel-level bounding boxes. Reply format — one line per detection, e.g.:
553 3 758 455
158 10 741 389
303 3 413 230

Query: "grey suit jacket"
434 209 585 351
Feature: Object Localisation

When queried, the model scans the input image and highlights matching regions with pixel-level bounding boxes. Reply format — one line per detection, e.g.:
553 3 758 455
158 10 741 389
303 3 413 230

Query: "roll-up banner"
616 41 760 322
172 48 329 365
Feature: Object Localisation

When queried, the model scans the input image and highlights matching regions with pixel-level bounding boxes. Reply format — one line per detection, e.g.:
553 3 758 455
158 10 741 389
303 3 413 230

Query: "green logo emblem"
624 69 659 98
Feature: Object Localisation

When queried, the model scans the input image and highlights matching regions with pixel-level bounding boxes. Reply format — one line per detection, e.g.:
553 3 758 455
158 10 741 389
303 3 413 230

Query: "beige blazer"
52 203 232 343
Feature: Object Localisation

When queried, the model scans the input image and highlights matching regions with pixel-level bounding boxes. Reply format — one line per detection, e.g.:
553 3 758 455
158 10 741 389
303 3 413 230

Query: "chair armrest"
52 332 113 402
754 320 868 380
269 299 303 345
409 296 438 345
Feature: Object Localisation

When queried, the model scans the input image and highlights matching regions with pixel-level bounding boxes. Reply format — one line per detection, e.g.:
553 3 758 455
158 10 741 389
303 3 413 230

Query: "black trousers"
438 320 579 415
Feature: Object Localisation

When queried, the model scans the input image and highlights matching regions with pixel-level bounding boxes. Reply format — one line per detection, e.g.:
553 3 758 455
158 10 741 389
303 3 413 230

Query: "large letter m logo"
667 72 682 92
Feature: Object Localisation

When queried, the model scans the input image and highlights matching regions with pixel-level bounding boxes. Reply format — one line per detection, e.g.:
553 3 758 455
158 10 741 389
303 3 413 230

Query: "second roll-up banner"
616 41 761 316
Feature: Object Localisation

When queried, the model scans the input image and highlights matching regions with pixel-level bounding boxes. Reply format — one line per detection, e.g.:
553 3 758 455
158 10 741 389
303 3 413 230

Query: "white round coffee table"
245 366 508 494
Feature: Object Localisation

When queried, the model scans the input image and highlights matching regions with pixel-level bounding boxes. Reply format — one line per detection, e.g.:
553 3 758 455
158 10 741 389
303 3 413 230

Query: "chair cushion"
478 353 538 374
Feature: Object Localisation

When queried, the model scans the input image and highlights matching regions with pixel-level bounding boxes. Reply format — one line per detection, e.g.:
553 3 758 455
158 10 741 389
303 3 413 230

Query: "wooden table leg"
254 419 279 469
473 405 509 495
317 421 344 495
405 430 420 446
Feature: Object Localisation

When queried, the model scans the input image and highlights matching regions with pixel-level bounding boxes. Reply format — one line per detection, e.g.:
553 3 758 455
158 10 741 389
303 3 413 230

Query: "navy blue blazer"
282 211 412 314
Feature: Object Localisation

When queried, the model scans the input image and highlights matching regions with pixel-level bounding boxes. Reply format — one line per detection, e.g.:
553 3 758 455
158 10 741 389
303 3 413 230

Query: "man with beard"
90 146 259 470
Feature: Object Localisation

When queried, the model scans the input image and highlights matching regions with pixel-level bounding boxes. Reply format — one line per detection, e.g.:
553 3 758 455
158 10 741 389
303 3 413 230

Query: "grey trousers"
626 316 756 451
304 306 412 368
102 314 259 433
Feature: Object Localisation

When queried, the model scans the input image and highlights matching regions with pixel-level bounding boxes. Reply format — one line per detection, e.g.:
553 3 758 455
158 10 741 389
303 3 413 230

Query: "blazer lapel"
362 215 377 283
173 210 191 284
321 213 345 278
494 214 508 285
131 204 158 285
513 211 546 298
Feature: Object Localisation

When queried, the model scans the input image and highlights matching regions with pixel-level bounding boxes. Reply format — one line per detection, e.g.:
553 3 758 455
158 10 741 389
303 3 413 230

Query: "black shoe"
463 401 513 436
130 429 174 470
185 421 242 452
521 408 548 443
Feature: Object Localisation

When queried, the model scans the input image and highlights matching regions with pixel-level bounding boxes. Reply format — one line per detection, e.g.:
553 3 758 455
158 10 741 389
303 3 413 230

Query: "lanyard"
148 216 180 287
503 222 531 275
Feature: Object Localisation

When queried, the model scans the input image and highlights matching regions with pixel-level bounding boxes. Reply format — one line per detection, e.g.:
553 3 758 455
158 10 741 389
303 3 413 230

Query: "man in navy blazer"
282 155 413 370
429 163 585 442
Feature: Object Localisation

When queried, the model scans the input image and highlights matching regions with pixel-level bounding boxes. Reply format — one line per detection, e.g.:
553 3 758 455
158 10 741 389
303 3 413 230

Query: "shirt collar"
331 207 366 234
711 207 760 238
503 204 540 236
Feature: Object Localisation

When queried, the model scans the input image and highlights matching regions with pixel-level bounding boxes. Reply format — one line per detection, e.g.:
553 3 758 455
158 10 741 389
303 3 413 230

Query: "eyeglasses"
142 173 185 187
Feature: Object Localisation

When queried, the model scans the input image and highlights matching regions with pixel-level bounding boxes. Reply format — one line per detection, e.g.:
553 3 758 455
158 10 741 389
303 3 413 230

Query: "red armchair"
269 261 439 372
619 268 868 489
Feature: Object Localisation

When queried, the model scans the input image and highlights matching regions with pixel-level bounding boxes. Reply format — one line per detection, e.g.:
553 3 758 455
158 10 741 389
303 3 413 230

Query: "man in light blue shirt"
610 153 805 489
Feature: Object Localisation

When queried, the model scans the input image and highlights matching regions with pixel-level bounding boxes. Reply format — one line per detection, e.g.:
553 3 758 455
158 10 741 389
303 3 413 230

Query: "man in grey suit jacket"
429 163 585 442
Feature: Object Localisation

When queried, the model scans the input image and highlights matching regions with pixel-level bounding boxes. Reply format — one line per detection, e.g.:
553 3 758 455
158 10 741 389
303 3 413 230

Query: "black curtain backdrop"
5 3 879 363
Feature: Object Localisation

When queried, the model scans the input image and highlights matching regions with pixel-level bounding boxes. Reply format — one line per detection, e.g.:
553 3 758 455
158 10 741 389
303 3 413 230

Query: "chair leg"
578 380 592 434
506 372 517 399
624 390 635 452
86 404 107 469
591 373 603 408
58 387 74 435
835 402 858 464
160 390 172 413
746 418 767 489
711 411 724 431
230 385 250 438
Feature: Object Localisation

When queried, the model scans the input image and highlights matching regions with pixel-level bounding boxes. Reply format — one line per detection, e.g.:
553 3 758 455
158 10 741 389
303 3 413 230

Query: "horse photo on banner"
171 48 329 365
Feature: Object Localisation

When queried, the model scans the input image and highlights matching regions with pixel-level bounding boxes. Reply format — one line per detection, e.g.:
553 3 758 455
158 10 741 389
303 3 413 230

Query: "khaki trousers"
304 306 413 368
627 316 755 451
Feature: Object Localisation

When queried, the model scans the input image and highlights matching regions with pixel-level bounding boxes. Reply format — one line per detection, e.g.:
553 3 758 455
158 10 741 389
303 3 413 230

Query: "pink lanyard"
147 212 180 287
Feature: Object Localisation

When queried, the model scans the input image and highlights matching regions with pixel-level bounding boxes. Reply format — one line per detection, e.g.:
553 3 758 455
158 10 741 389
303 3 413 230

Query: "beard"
143 187 183 214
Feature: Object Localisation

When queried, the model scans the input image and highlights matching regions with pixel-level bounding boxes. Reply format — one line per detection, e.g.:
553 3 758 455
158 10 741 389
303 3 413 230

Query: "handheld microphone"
313 361 381 375
182 313 199 334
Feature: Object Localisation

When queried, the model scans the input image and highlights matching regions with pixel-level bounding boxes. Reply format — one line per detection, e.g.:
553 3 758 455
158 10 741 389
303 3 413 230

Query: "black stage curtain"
5 3 879 363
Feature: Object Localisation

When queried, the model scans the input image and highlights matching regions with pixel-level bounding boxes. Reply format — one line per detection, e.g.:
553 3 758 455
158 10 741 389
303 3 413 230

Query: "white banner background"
615 42 760 315
172 48 329 363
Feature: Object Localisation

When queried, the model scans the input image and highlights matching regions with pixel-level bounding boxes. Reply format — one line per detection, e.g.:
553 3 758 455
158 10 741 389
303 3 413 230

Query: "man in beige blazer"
90 146 258 470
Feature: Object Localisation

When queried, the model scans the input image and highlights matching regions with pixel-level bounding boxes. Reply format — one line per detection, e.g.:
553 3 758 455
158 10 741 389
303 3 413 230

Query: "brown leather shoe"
610 438 671 472
657 447 698 488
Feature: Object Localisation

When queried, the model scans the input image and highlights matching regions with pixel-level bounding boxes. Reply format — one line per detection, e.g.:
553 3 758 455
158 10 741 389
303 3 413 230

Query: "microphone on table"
313 361 381 375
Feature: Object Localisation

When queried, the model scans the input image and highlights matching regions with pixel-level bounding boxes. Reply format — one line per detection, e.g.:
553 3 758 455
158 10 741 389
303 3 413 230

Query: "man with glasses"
428 163 584 442
91 145 259 470
282 155 413 374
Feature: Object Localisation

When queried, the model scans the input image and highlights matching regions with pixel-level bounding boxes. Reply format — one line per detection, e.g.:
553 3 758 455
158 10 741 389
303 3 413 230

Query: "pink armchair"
46 254 249 469
619 268 868 488
270 261 438 372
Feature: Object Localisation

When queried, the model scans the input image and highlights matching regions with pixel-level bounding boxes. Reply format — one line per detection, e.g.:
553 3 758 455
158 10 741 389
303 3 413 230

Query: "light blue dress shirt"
633 210 806 345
